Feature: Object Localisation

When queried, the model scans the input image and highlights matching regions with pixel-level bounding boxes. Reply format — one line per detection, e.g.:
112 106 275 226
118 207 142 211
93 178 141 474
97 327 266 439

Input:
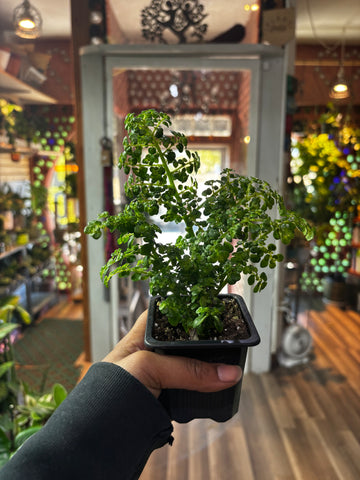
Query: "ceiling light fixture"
329 68 350 100
329 33 350 100
305 0 352 101
13 0 42 39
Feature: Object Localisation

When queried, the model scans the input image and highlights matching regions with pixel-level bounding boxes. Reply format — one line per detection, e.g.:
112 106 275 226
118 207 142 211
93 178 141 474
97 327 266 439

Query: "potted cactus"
85 110 313 422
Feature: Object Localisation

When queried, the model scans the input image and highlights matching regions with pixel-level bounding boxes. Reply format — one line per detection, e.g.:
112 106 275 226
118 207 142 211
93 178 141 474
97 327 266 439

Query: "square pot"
144 293 260 423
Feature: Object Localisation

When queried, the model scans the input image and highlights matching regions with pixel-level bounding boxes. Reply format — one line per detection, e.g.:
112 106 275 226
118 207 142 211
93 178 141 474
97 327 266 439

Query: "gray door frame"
80 44 286 372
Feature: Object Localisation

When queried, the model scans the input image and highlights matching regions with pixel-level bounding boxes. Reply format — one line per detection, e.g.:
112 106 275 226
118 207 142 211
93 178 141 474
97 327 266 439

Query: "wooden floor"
43 297 360 479
139 302 360 480
41 295 84 321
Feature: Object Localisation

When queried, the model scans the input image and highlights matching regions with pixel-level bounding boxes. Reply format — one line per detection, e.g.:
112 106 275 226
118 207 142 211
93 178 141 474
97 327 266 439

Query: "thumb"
118 350 242 398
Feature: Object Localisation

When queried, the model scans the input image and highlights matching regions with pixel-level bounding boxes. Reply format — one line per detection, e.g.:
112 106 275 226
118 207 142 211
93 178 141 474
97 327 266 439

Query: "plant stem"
152 131 195 237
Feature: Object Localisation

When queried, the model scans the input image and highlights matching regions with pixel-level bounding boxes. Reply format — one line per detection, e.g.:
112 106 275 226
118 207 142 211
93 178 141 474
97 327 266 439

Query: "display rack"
0 68 57 105
0 244 58 319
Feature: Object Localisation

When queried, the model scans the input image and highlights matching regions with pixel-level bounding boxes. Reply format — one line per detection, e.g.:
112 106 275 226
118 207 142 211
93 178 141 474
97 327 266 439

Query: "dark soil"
152 297 250 341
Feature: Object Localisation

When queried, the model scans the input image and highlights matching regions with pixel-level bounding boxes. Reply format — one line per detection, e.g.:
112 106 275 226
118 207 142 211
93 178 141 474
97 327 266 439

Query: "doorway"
80 43 286 372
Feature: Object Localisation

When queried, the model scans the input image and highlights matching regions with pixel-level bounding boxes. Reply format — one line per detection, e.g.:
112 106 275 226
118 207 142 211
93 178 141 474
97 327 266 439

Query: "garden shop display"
85 109 313 421
0 297 68 466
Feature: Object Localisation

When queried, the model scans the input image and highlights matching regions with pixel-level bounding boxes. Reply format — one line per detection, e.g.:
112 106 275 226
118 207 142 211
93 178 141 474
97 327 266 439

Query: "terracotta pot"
145 293 260 423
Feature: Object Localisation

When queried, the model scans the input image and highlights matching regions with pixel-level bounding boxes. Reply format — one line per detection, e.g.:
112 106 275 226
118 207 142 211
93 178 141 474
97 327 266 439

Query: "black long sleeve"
0 362 173 479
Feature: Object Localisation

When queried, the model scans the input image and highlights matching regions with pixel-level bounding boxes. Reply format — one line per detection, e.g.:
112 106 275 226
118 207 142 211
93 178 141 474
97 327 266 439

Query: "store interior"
0 0 360 477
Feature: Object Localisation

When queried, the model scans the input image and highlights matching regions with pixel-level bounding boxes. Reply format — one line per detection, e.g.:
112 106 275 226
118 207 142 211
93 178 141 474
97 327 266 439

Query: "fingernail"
217 365 242 383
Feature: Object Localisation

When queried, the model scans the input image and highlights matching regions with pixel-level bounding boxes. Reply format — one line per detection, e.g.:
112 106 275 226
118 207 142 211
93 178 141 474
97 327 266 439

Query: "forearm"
0 362 173 480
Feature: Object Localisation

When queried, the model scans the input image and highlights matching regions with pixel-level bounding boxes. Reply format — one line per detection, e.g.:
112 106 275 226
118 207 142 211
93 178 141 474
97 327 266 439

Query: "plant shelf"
0 68 57 105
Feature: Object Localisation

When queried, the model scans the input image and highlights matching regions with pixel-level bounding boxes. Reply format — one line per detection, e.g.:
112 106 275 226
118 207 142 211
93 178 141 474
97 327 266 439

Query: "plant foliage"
85 110 313 335
0 299 67 467
290 133 360 226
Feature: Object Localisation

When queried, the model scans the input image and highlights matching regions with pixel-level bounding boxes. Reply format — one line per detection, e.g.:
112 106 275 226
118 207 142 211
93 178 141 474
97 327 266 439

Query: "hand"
102 311 242 398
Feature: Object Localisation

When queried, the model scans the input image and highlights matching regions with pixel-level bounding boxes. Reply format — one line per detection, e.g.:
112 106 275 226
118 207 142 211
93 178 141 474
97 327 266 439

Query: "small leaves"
85 109 313 335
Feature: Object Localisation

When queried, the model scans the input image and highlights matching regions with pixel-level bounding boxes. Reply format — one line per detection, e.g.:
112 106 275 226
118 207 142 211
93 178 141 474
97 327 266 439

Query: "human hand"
102 311 242 398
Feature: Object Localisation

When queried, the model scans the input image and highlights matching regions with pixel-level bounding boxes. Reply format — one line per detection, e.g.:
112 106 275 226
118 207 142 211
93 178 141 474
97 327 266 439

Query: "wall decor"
141 0 208 44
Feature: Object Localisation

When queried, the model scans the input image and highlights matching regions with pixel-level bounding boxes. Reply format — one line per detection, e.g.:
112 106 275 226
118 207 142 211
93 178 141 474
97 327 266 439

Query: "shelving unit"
0 68 63 319
0 68 57 105
0 136 54 156
0 245 26 260
0 135 61 158
0 244 58 320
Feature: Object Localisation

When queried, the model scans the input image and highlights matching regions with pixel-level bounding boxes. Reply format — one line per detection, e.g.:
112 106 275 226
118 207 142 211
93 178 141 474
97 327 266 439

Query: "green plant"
0 99 49 146
0 381 68 467
0 296 31 333
0 99 23 145
290 133 360 227
0 298 67 466
85 110 313 337
0 297 32 414
0 184 26 214
30 184 48 214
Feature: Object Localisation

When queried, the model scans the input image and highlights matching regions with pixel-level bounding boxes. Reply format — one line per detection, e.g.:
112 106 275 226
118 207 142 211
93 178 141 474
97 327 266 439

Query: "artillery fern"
85 110 313 337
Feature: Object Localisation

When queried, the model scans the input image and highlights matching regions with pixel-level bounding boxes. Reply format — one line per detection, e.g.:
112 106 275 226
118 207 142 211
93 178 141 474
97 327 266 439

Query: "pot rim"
145 293 260 349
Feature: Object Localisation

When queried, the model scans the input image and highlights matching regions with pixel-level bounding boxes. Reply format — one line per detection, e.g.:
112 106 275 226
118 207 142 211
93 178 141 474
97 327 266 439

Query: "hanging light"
330 67 350 99
329 33 350 100
13 0 42 39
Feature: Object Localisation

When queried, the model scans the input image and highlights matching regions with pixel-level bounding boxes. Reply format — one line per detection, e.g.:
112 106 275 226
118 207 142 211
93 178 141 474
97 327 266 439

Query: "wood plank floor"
43 296 360 479
41 295 84 321
139 302 360 480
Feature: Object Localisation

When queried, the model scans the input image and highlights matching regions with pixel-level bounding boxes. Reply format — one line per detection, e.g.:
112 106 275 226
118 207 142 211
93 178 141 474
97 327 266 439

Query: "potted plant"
85 109 313 422
0 295 32 423
0 298 67 466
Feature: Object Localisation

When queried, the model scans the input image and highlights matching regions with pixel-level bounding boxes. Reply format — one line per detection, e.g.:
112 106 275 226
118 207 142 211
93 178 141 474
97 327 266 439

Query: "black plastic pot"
144 293 260 423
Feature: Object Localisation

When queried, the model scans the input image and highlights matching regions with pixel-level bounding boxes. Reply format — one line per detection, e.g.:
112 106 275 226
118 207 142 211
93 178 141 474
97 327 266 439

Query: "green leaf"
0 296 19 308
0 305 15 322
155 127 163 138
53 383 68 407
0 428 11 454
0 323 19 340
14 305 31 325
14 426 42 450
260 255 269 268
0 362 14 378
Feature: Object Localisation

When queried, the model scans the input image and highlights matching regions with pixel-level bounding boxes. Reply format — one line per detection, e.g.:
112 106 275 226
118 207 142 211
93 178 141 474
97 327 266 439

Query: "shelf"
0 133 62 157
0 245 58 318
30 291 58 316
0 245 26 260
0 68 57 105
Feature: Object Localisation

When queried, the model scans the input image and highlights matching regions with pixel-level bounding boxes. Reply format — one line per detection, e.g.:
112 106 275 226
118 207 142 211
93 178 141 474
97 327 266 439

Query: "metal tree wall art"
141 0 208 44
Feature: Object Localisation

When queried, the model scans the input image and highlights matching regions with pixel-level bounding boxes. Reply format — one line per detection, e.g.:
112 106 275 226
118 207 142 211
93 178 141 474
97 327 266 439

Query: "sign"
262 8 295 46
